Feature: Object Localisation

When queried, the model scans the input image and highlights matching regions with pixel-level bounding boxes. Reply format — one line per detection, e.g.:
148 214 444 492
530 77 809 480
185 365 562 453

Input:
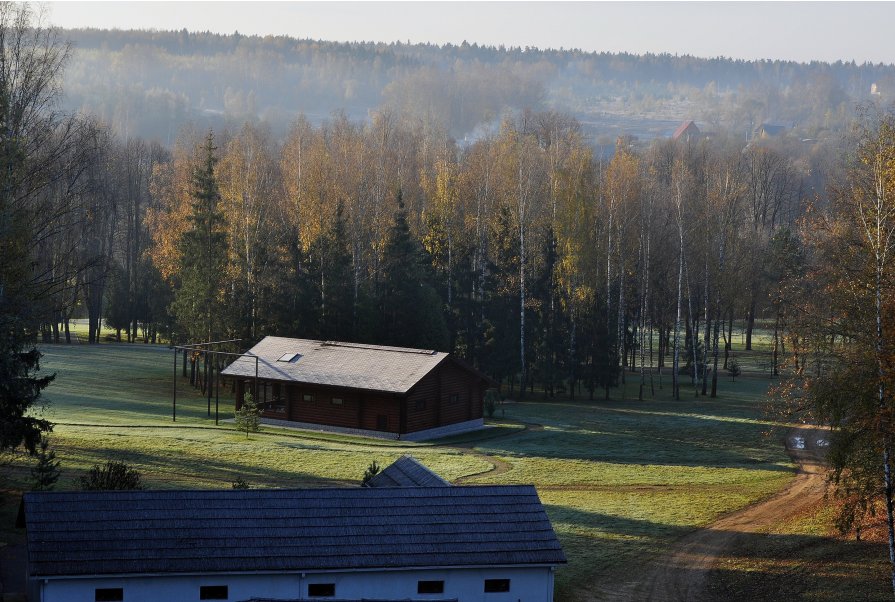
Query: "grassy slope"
4 343 800 599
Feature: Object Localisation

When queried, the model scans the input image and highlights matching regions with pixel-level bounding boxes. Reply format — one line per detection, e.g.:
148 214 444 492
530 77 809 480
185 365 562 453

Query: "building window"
484 579 511 593
450 393 459 404
308 583 335 597
415 399 427 410
377 415 388 430
418 580 445 594
331 397 343 405
303 393 315 402
95 589 124 602
200 585 229 600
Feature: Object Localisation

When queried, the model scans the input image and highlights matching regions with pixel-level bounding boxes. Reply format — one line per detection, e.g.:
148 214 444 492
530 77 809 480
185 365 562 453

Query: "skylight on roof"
277 352 301 363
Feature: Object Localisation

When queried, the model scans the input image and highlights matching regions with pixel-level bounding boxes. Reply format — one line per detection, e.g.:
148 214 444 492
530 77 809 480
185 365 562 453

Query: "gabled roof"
24 486 566 578
220 337 453 394
672 120 699 140
364 456 451 488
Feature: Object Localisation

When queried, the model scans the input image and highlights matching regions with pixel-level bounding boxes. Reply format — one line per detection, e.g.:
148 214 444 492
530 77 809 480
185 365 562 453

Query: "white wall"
35 565 556 602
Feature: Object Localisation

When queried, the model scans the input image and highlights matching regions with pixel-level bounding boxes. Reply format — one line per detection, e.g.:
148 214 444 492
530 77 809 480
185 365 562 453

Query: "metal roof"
220 337 452 394
364 456 452 488
24 486 566 578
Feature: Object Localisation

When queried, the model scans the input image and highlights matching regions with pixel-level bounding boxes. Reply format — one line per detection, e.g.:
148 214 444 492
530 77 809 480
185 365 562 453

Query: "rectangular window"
484 579 511 593
308 583 335 597
95 589 124 602
418 580 445 594
331 397 343 405
415 399 427 410
450 393 459 404
199 585 228 600
303 393 315 402
376 415 388 430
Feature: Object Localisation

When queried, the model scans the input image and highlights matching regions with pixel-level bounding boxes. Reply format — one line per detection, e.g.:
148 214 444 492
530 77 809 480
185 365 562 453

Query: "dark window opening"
484 579 511 593
450 393 459 403
331 397 343 405
377 414 388 430
308 583 336 597
200 585 229 600
95 588 124 602
415 399 427 410
418 580 445 594
303 393 315 402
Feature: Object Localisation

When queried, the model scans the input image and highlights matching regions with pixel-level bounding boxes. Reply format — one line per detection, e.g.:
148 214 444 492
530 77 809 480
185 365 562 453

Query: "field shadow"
471 414 793 472
6 440 350 491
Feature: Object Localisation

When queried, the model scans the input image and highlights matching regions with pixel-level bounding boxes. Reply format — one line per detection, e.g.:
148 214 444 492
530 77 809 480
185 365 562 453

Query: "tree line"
55 107 812 405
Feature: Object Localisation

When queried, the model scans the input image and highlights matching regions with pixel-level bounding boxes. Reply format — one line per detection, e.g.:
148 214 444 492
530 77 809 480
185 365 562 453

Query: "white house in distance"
22 484 566 602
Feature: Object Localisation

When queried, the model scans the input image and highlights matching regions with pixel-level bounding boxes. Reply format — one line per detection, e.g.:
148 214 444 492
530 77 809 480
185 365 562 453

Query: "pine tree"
30 436 61 491
171 132 228 343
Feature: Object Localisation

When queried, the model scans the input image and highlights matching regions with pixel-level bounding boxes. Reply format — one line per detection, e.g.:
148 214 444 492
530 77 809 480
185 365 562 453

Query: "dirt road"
606 425 828 602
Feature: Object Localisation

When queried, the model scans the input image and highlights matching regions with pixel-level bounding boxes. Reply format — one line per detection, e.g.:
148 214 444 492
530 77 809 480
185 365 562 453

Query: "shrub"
80 461 143 490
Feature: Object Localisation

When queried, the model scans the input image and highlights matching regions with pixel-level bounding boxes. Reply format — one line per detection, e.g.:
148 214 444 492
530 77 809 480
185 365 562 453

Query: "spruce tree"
378 190 448 350
310 200 355 341
171 132 228 343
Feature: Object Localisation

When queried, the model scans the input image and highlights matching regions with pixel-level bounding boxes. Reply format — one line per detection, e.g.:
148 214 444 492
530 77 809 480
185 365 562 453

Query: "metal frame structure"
172 339 258 425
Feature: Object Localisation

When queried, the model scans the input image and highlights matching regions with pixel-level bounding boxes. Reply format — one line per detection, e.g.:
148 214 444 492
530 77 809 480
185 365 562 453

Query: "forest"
60 26 895 142
7 4 895 581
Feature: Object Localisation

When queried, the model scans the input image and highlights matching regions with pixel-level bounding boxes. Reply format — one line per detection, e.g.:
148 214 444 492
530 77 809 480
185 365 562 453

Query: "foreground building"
23 485 565 602
221 337 494 440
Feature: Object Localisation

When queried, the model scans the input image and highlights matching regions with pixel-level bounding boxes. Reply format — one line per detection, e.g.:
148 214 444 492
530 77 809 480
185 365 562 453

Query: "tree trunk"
746 296 757 351
673 249 683 401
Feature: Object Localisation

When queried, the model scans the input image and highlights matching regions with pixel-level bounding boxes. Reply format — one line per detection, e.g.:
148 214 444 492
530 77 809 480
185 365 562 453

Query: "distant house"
22 486 566 602
672 120 701 142
754 121 792 139
221 337 495 441
364 455 451 488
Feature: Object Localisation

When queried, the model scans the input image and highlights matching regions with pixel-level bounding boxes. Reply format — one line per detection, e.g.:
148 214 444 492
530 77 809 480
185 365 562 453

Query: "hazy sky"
43 1 895 65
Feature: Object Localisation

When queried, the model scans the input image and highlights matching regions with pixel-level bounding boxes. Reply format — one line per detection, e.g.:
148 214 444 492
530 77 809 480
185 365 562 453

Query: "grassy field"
0 341 837 600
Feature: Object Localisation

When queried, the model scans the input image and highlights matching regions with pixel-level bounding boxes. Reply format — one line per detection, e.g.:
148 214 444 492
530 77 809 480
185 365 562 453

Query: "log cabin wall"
280 383 401 433
405 360 487 432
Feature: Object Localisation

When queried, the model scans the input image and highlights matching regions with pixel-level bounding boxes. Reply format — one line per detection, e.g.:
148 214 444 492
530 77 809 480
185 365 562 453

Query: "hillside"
60 28 895 143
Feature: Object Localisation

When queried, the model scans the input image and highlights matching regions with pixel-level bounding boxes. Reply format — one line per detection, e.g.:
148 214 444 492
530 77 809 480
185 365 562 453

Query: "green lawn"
3 343 797 600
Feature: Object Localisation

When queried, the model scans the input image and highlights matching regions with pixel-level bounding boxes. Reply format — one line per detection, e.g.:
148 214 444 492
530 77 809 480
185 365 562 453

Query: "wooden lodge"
220 337 494 440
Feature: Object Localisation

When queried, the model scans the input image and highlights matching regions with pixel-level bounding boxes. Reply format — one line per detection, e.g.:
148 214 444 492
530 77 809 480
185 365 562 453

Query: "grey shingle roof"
220 337 450 394
364 456 452 488
24 486 566 578
244 598 457 602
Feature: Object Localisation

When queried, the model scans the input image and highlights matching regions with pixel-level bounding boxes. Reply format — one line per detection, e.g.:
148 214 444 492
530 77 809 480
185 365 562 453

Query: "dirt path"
605 425 828 602
450 422 537 483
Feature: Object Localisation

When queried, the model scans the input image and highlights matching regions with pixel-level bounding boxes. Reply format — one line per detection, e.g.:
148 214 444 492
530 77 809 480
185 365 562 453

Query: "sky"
43 1 895 65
